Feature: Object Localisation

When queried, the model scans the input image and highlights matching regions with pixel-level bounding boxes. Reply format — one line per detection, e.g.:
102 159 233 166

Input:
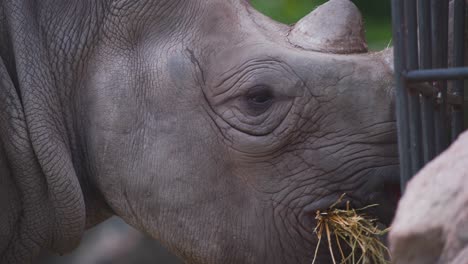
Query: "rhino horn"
288 0 368 54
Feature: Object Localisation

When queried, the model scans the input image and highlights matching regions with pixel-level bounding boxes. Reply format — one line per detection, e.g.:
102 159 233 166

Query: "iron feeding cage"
392 0 468 192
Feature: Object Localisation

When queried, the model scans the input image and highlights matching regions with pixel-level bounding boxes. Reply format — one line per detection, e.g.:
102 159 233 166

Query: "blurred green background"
251 0 392 51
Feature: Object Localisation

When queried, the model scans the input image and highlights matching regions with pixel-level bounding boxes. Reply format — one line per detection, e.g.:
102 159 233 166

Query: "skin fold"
0 0 399 263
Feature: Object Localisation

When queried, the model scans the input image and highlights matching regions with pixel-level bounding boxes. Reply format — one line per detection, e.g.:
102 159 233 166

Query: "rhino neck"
24 1 120 228
0 0 113 261
0 52 85 262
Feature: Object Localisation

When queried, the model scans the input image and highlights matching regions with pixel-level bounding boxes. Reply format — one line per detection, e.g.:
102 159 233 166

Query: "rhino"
0 0 399 263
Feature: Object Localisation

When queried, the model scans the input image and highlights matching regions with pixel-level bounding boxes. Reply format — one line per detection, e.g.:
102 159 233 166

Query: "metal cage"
391 0 468 192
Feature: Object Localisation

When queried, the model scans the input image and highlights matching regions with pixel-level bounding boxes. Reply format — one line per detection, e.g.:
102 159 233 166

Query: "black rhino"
0 0 399 263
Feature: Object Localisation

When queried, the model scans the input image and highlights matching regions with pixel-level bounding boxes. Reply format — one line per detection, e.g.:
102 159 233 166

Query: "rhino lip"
300 185 400 233
371 180 401 226
299 194 366 233
302 194 364 215
300 169 401 232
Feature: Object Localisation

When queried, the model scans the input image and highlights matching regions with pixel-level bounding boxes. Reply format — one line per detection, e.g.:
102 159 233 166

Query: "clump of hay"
312 194 391 264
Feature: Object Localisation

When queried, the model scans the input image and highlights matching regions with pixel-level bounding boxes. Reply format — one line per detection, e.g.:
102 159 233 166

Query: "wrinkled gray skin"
0 0 399 263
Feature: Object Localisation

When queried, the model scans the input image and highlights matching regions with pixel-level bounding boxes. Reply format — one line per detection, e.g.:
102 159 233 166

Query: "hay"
311 194 391 264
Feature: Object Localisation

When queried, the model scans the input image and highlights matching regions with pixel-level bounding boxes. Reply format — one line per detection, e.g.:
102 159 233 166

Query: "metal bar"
405 0 423 174
431 0 450 155
418 0 436 163
405 67 468 81
392 0 411 193
451 0 466 140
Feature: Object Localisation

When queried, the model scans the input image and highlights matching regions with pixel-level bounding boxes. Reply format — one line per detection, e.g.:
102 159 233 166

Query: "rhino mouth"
300 173 401 232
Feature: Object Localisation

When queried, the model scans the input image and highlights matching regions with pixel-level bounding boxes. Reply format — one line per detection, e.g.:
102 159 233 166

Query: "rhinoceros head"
0 0 398 263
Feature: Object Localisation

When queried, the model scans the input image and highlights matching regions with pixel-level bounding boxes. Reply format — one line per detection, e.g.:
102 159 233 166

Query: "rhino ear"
288 0 368 54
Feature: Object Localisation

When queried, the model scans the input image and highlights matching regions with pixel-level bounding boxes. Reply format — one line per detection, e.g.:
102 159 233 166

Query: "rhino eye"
244 86 274 114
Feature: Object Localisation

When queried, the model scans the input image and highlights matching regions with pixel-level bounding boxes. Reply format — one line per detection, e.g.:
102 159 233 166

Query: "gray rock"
390 132 468 264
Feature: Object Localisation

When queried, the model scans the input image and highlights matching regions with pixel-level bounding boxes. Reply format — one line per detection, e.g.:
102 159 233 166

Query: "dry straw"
312 194 391 264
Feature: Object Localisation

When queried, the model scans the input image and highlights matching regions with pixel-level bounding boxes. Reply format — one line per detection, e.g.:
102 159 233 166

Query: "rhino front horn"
288 0 368 54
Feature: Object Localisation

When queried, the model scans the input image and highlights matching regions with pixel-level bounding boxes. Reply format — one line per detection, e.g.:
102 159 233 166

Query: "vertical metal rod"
452 0 466 140
418 0 436 163
405 0 423 175
431 0 449 155
392 0 411 193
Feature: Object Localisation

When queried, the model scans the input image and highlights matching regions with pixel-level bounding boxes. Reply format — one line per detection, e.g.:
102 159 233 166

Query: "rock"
389 131 468 264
